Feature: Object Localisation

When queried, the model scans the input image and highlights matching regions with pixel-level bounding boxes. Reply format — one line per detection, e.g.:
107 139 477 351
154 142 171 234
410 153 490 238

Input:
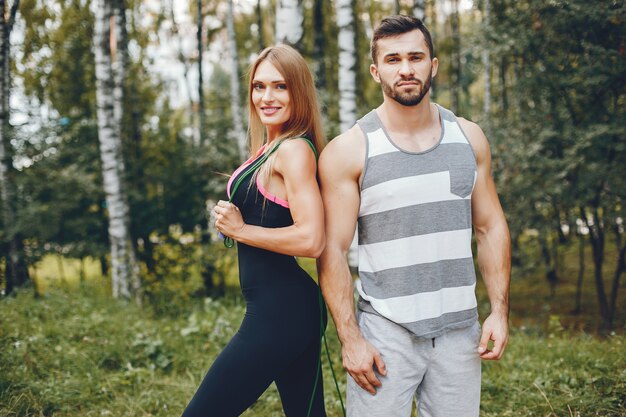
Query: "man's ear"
431 57 439 78
370 63 381 84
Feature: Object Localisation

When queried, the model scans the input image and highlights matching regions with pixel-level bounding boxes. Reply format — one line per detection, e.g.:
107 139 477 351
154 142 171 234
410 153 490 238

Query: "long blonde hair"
246 44 326 185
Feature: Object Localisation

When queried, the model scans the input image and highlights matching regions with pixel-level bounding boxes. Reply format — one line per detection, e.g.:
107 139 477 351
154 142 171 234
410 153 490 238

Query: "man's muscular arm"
460 118 511 360
317 127 387 394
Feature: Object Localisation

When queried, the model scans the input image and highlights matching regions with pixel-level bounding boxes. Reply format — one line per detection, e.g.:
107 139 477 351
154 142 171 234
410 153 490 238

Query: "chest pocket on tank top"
447 162 476 198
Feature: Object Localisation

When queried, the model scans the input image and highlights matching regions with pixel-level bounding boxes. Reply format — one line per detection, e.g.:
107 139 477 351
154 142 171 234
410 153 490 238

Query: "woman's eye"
276 84 288 90
253 84 264 90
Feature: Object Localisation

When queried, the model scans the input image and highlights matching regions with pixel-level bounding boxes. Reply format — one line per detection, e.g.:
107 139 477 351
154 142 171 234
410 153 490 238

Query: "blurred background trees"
0 0 624 330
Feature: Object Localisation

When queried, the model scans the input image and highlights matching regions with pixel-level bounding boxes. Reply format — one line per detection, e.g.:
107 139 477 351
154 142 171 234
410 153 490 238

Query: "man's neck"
376 95 436 134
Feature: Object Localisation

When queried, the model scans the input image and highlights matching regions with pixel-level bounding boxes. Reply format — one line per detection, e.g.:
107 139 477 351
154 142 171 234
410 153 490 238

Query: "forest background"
0 0 625 416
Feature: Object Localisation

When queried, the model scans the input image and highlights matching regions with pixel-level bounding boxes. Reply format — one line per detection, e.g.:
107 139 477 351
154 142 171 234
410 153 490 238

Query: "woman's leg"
275 336 327 417
181 328 275 417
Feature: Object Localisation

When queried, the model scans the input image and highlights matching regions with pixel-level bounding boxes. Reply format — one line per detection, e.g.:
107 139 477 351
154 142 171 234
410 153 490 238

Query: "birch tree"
335 0 357 134
313 0 326 91
257 0 265 51
275 0 303 50
482 0 491 121
0 0 29 294
227 0 246 161
93 0 139 302
449 0 461 113
336 0 358 268
197 0 206 145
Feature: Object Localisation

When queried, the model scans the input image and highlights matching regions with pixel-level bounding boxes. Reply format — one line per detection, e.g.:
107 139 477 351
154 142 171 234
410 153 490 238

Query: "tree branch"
8 0 19 32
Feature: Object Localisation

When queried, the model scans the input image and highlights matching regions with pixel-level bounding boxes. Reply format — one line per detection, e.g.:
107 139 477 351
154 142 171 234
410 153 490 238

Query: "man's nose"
398 59 414 76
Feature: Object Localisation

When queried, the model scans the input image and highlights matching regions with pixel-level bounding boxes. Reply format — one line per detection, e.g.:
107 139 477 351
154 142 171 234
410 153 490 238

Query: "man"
318 15 511 417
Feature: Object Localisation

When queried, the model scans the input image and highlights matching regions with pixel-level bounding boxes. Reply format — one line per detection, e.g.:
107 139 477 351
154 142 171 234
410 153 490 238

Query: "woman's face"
251 60 292 136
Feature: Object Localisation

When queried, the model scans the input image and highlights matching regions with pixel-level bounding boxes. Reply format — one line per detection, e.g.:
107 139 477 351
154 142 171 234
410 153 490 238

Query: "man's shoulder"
455 117 490 162
322 124 365 157
456 117 482 137
319 124 366 177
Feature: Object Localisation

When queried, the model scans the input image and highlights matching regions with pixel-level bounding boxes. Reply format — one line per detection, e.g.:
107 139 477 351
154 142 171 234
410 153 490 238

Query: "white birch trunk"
275 0 303 48
450 0 461 113
336 0 358 268
93 0 137 301
227 0 246 161
413 0 426 20
0 0 22 293
197 0 206 145
336 0 357 134
482 0 491 120
168 0 197 144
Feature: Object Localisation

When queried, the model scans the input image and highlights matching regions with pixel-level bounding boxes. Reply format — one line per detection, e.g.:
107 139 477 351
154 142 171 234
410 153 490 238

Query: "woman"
182 44 327 417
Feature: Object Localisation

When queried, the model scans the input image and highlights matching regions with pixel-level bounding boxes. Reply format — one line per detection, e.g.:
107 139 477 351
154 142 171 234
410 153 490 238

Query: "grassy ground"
1 249 625 416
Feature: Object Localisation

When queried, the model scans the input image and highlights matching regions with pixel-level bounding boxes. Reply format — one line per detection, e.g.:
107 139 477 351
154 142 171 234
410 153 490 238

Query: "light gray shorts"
347 311 482 417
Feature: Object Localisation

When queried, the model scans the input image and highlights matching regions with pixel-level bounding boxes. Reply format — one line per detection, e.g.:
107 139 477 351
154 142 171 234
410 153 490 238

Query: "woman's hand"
213 200 246 241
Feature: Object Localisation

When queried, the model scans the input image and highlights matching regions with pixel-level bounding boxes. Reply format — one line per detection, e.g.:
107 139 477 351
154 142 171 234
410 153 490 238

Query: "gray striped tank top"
356 104 478 339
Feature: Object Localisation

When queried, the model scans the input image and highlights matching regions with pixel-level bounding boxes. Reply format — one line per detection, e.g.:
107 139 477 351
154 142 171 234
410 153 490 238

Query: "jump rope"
221 138 346 417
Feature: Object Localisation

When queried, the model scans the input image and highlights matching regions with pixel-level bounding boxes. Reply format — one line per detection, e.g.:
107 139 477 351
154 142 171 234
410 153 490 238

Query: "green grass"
28 255 106 294
3 244 625 416
1 286 624 417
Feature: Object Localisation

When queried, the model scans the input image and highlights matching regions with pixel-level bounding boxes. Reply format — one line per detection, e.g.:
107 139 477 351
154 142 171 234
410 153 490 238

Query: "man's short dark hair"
371 15 434 64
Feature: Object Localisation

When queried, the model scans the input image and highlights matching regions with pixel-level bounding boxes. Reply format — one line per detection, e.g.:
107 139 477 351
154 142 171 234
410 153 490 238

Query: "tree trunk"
257 0 265 51
574 226 585 314
499 56 508 115
113 0 141 304
449 0 461 113
482 0 491 122
335 0 357 133
581 207 610 327
335 0 358 269
169 0 196 140
429 0 437 99
197 0 206 145
313 0 326 91
275 0 304 51
93 0 138 302
608 221 625 326
0 0 28 295
539 230 557 297
227 0 246 161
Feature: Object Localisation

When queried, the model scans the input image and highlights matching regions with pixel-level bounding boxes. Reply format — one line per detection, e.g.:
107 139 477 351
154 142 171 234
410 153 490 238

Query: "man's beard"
380 70 433 107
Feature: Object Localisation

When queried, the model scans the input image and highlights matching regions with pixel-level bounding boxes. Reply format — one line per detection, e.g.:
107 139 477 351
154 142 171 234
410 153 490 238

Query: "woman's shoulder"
273 137 317 175
276 137 317 158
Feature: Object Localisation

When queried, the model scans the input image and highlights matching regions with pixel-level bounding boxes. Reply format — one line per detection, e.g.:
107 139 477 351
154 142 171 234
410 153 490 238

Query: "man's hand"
478 312 508 360
342 335 387 394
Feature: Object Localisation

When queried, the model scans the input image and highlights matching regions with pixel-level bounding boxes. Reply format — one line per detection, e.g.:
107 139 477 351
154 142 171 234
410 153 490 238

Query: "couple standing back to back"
182 14 511 417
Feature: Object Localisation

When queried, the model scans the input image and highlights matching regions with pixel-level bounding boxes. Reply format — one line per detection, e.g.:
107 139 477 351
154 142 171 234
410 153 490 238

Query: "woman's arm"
214 139 325 258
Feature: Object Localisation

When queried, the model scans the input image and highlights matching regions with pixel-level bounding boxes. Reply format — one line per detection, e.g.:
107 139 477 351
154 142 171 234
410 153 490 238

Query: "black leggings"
181 284 326 417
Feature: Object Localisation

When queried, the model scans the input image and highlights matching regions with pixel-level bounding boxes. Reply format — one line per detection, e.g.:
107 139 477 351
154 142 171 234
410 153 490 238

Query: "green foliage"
19 0 96 118
485 0 626 325
16 120 108 263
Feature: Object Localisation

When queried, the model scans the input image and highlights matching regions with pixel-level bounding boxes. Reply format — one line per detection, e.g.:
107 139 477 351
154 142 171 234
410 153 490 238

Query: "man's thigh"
417 321 482 417
346 311 428 417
